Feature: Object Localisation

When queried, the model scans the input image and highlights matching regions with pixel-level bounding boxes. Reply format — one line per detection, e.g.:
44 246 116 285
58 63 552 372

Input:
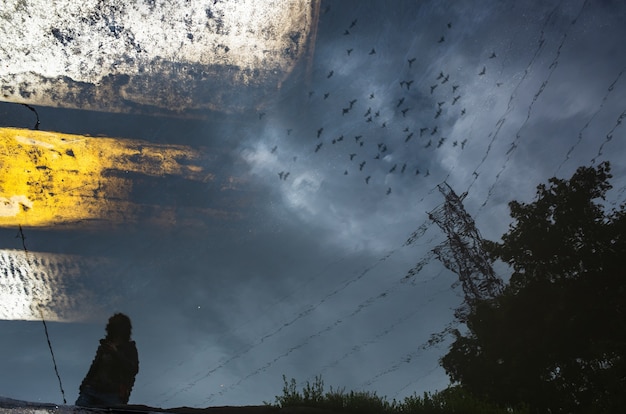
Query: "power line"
208 180 497 402
157 212 438 405
555 67 626 176
360 181 504 393
591 108 626 165
17 225 67 404
479 0 590 214
465 3 559 192
157 238 414 405
204 239 443 404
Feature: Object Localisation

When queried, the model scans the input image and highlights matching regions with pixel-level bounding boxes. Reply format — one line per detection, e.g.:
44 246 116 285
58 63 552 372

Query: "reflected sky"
1 0 626 408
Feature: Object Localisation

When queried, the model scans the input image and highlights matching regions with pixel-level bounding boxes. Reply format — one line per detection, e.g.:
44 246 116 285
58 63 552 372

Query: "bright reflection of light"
0 127 209 228
0 249 105 322
0 0 319 114
1 0 314 81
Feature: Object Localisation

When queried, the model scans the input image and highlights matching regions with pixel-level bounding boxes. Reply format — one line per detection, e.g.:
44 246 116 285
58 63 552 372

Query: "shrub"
270 376 528 414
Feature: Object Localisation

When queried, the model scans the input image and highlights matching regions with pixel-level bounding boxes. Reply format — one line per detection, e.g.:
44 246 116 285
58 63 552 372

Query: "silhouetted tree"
441 162 626 413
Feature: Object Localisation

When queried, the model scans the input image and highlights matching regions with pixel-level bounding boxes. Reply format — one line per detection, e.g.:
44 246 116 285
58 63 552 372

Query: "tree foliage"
441 162 626 413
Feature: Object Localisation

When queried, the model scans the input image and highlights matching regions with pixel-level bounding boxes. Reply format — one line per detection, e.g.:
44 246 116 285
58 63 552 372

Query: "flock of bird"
257 11 503 197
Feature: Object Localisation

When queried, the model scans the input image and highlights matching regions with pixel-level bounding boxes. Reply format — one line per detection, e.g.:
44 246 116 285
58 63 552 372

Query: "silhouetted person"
76 313 139 407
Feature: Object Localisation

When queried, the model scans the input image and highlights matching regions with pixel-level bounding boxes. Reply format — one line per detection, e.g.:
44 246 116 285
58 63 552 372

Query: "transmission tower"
428 182 503 321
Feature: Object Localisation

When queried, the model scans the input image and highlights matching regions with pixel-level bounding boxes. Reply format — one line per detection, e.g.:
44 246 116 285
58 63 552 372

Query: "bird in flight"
332 135 344 144
430 84 438 94
327 70 334 78
350 19 358 28
359 161 366 171
452 95 461 105
408 57 416 67
365 176 371 184
489 51 497 58
479 66 486 75
389 164 397 173
405 132 414 142
347 48 353 55
386 187 392 195
419 127 428 136
317 127 324 138
349 153 357 161
401 108 410 117
438 36 445 43
397 97 405 107
369 48 376 55
315 143 323 152
271 145 278 154
324 92 330 99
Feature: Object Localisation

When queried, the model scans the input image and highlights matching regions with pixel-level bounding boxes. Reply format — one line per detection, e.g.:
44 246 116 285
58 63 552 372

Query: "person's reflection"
76 313 139 407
